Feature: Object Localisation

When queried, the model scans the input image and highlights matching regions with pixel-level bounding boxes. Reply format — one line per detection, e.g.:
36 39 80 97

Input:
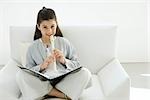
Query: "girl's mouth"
46 34 53 37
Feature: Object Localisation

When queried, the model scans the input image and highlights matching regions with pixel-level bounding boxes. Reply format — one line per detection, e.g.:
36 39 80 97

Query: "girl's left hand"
53 49 66 65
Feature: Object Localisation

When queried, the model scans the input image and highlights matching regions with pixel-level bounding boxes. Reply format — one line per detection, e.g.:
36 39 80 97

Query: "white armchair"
0 25 130 100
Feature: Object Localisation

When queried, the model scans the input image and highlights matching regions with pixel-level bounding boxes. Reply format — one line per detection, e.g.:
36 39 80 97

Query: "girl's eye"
51 26 55 28
43 27 47 29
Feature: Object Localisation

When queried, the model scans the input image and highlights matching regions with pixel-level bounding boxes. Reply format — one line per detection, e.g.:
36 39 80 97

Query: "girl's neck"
41 37 50 46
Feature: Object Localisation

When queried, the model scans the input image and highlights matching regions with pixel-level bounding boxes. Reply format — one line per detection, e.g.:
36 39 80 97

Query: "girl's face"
37 19 57 40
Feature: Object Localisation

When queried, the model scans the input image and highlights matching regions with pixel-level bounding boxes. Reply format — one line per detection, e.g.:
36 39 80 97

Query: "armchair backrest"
10 25 117 73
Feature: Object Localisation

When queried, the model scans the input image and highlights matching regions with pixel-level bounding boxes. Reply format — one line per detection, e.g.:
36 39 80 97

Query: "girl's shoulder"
55 36 70 44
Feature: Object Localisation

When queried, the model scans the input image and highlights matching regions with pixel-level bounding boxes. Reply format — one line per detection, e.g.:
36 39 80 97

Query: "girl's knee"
16 70 23 80
80 68 92 88
80 68 91 78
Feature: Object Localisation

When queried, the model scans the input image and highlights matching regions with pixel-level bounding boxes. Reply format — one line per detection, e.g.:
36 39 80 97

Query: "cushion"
10 26 34 65
19 42 31 67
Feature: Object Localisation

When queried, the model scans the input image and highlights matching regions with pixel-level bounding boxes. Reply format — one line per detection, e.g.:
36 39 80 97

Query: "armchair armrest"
97 58 130 99
0 59 21 99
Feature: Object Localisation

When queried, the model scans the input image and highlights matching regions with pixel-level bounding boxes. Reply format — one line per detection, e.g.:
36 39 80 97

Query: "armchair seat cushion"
0 90 18 100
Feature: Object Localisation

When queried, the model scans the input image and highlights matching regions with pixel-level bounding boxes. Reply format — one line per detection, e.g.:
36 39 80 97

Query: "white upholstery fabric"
61 26 117 73
0 59 20 98
9 26 34 65
19 42 31 67
79 75 104 100
98 59 130 98
0 25 130 100
0 90 18 100
10 25 117 73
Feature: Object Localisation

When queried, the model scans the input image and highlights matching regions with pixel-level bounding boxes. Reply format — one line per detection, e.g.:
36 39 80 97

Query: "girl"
16 7 91 100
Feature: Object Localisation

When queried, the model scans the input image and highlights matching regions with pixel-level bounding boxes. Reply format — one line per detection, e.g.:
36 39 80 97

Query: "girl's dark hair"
34 7 63 40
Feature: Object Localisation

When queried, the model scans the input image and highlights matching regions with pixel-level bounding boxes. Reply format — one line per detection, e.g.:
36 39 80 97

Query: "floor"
122 62 150 100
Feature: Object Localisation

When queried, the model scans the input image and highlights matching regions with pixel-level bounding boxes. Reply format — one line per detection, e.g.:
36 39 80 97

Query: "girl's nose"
48 28 52 32
47 28 52 34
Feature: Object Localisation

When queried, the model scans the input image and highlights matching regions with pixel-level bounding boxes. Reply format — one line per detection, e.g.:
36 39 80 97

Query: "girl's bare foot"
48 88 71 99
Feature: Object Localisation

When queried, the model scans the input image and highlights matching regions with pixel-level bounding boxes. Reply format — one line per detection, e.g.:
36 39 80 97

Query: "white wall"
0 0 149 65
148 0 150 62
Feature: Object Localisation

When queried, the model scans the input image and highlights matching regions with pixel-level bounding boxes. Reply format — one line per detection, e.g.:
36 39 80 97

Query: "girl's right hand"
40 53 55 71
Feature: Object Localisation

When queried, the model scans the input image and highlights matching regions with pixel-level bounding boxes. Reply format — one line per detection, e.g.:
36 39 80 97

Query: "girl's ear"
37 24 40 30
